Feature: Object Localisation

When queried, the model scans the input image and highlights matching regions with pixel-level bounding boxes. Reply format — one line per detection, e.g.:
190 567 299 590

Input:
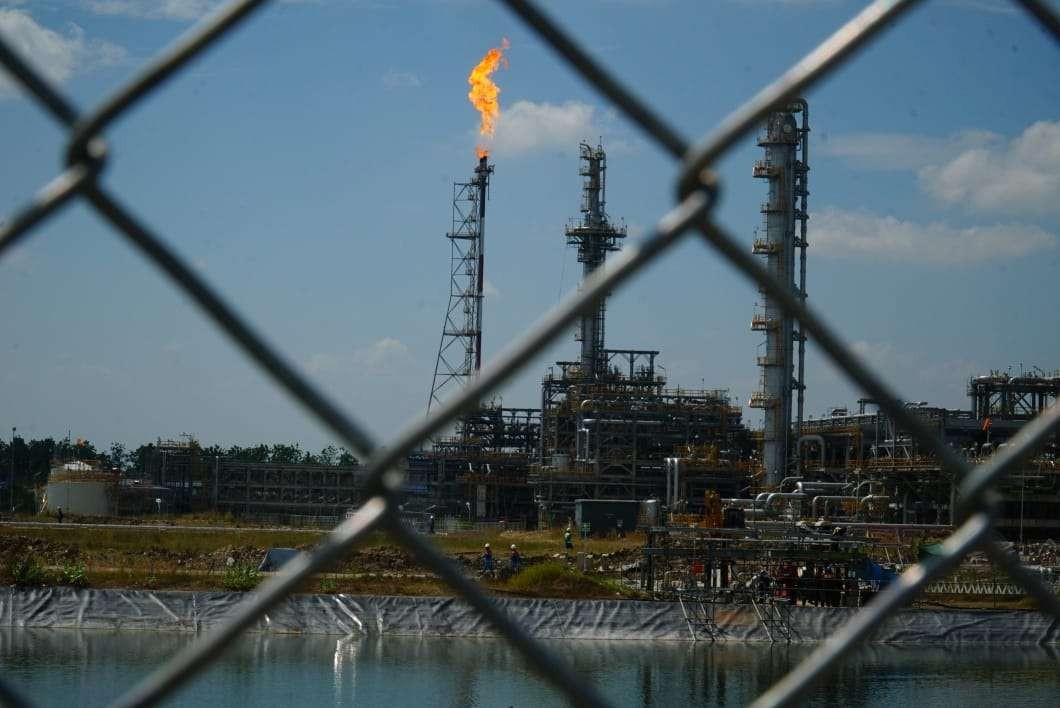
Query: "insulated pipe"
473 156 490 373
853 480 881 497
811 495 858 518
859 495 890 513
796 435 825 470
665 458 672 509
722 498 758 508
580 419 664 426
762 492 807 512
665 457 681 508
673 459 681 508
794 481 850 495
778 475 803 493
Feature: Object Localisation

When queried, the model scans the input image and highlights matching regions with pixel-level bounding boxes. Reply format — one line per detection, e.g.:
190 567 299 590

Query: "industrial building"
406 99 1058 540
86 103 1053 537
527 143 752 524
786 372 1060 538
412 142 752 525
146 438 364 521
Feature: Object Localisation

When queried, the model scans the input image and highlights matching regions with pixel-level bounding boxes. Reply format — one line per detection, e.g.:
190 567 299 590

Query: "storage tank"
45 461 119 516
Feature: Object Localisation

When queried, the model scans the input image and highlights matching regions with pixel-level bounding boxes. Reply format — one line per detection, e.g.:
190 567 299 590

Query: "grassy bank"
0 520 643 599
0 523 638 557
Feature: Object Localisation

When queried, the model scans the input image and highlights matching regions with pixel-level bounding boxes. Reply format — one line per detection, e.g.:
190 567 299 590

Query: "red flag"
981 417 992 432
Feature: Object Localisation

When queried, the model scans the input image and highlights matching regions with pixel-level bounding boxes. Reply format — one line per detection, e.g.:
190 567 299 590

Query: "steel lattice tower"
566 142 626 379
750 101 809 486
428 156 493 412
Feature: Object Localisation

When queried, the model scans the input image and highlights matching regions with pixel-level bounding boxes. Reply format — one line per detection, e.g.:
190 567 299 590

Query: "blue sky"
1 0 1058 453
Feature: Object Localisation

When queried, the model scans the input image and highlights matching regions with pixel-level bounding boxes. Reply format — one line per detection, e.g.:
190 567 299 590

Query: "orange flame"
468 38 509 158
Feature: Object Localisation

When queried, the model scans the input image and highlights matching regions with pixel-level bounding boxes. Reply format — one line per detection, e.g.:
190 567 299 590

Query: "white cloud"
919 121 1060 215
812 207 1058 264
381 69 421 89
364 336 409 364
822 121 1060 216
820 129 1001 171
0 8 126 97
83 1 223 20
306 337 411 375
488 100 597 157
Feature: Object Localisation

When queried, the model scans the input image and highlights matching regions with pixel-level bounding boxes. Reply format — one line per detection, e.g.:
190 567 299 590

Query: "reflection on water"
1 628 1058 707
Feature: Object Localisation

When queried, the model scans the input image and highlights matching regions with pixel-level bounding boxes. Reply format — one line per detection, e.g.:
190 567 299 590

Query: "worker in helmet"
509 544 522 573
564 527 574 555
481 543 495 577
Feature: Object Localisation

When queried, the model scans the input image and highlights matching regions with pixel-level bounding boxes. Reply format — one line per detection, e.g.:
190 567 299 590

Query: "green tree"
269 444 302 464
127 444 156 477
200 444 225 459
104 442 127 472
318 445 338 466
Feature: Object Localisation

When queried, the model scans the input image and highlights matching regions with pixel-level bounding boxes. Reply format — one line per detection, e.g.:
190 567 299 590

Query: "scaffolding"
642 527 874 643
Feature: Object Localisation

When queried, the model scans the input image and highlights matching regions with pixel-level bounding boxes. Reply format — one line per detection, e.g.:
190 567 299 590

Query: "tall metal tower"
749 101 809 486
566 142 626 379
428 155 493 412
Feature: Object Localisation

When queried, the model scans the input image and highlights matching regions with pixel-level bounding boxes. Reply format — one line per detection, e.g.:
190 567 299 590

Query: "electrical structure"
428 155 493 411
749 100 809 487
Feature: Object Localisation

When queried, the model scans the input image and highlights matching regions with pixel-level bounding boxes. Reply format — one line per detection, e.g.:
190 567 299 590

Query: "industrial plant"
33 102 1058 542
403 99 1060 540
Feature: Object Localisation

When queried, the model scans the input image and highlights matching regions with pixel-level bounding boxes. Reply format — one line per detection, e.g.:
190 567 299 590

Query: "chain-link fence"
1 1 1058 706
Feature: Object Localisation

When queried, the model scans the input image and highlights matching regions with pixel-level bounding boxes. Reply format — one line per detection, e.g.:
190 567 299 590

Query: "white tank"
45 461 118 516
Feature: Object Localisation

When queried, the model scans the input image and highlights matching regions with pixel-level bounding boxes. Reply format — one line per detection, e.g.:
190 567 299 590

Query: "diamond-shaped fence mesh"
1 0 1058 706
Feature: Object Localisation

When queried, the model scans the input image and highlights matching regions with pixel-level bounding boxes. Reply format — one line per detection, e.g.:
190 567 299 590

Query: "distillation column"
750 102 809 486
428 155 493 412
565 143 626 379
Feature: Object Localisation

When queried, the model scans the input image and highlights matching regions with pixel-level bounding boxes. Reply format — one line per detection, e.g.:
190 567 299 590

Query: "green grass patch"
221 563 261 591
504 562 640 599
58 561 89 588
7 555 47 586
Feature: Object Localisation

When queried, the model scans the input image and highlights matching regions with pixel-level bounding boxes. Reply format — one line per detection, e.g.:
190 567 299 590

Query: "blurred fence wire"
1 1 1058 706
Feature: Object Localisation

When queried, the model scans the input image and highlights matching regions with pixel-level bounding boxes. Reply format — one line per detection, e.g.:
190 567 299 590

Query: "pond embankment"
2 587 1057 644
